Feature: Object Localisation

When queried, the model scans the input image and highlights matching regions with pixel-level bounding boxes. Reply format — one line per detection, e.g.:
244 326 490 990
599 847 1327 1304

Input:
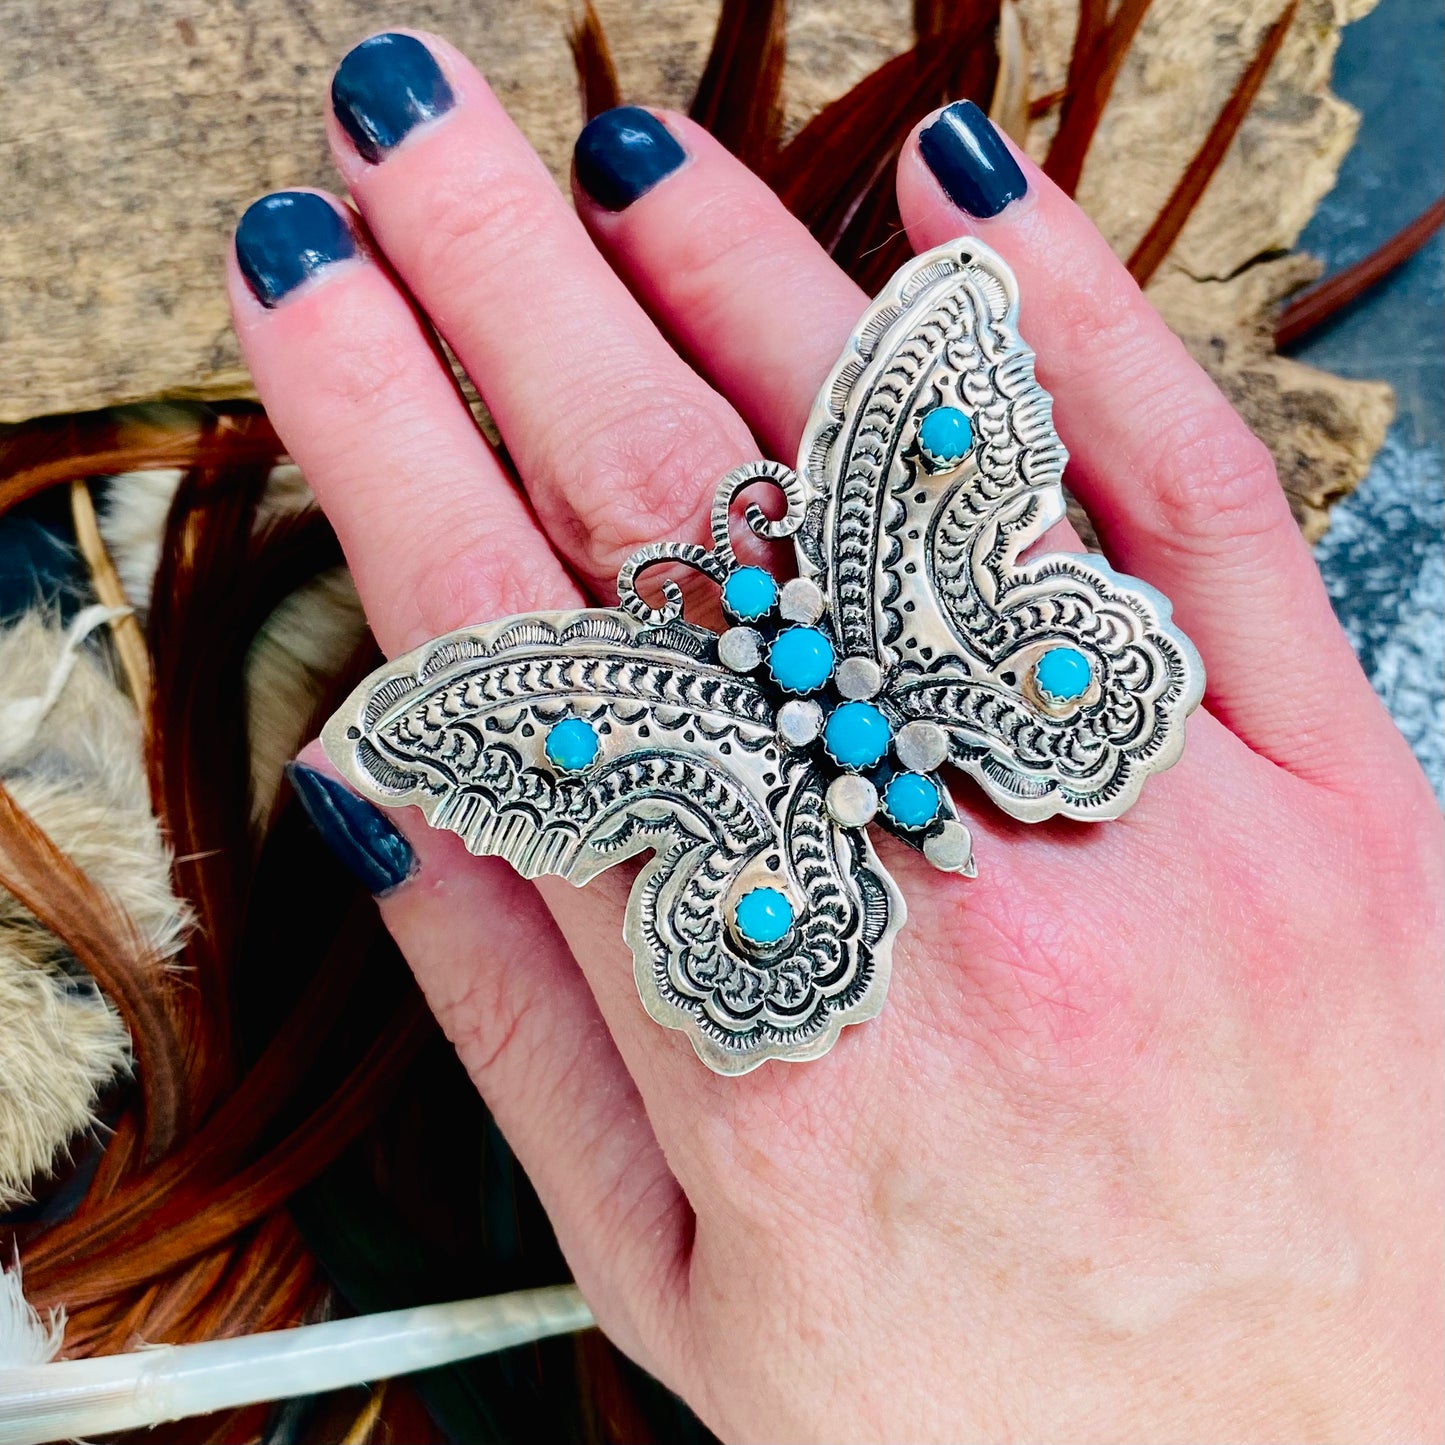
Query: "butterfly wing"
793 238 1204 822
321 610 902 1074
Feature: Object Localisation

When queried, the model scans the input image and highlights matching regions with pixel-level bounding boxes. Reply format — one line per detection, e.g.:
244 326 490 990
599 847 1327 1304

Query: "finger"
287 749 693 1378
896 102 1391 786
325 33 756 596
574 113 868 461
230 191 705 1356
229 189 578 657
572 111 1085 556
230 185 731 1132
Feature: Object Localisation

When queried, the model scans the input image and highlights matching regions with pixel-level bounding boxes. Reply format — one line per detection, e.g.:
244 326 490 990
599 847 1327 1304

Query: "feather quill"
0 1274 592 1445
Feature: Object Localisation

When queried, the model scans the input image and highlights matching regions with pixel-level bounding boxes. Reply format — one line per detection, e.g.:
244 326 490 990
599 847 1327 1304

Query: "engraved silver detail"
779 576 827 625
793 238 1203 824
924 820 977 877
323 238 1202 1074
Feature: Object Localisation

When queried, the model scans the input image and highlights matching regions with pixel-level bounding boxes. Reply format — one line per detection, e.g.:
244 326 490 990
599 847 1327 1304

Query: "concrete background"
1299 0 1444 799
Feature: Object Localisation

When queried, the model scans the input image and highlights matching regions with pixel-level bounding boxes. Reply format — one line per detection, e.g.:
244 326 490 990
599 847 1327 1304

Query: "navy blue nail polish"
574 106 686 211
287 763 417 896
235 192 357 308
919 101 1028 220
332 32 455 164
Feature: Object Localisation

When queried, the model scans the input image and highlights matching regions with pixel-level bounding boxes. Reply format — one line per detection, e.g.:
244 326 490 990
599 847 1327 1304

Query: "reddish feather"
1043 0 1155 196
1276 195 1445 348
1127 0 1299 286
569 0 622 122
691 0 788 168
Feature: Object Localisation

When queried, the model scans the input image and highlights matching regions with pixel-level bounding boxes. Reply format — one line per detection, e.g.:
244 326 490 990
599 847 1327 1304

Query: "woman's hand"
229 33 1443 1442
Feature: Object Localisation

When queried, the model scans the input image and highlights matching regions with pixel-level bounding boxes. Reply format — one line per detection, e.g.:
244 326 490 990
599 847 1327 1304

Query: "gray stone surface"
1296 0 1444 800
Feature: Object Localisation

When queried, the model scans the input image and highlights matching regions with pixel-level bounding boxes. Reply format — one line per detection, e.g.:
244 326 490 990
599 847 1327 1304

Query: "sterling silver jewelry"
322 239 1204 1075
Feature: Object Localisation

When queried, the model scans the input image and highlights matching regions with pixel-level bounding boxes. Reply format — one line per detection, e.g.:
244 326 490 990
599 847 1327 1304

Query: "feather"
1127 0 1299 286
0 612 188 1202
1275 195 1445 349
0 1279 593 1445
567 0 621 121
96 468 183 618
0 1263 63 1370
100 465 367 832
1042 0 1155 197
688 0 787 169
988 0 1031 146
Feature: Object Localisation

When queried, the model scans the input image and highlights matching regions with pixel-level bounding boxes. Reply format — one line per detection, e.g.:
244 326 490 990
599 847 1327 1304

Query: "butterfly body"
324 239 1203 1073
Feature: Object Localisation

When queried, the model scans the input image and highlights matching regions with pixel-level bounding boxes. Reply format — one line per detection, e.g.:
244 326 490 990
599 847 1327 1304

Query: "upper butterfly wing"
793 238 1204 822
321 610 901 1074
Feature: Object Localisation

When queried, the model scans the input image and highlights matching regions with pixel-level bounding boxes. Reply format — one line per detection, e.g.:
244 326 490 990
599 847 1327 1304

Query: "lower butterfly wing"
794 237 1204 823
321 610 902 1073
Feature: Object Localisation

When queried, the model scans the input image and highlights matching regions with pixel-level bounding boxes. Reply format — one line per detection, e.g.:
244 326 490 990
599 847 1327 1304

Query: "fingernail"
235 192 358 307
332 32 455 164
287 762 417 896
574 106 686 211
919 100 1028 220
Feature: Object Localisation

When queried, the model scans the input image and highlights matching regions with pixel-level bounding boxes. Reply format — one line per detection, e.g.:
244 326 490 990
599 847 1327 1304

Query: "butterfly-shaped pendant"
322 239 1204 1075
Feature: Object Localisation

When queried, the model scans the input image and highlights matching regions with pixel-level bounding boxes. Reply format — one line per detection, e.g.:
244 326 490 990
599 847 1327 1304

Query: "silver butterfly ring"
322 238 1205 1075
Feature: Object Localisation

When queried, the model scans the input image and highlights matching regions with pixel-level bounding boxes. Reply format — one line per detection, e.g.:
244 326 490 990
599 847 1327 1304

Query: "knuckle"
1048 283 1148 370
412 519 569 634
563 385 751 571
311 329 422 420
411 168 559 294
441 956 548 1095
665 186 790 318
1136 403 1287 553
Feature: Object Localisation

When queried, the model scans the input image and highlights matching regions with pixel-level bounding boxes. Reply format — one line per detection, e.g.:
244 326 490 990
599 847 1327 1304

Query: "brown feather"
1128 0 1300 286
25 995 427 1311
0 406 280 521
1043 0 1155 197
1276 195 1445 348
0 782 183 1159
689 0 788 169
568 0 622 122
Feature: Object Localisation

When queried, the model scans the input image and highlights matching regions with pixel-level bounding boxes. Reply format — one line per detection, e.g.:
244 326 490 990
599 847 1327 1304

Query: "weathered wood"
0 0 1392 531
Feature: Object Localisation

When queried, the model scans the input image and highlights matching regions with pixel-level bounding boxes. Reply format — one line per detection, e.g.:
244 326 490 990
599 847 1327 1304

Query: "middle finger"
326 31 756 595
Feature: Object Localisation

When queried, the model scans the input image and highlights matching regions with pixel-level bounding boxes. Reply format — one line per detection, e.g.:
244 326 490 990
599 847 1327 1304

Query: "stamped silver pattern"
323 239 1204 1074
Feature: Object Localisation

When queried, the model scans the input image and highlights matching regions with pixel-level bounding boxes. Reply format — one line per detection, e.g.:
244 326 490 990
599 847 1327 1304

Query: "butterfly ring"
322 238 1205 1075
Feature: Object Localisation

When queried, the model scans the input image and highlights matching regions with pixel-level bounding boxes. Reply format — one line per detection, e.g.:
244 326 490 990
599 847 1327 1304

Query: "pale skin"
229 32 1444 1443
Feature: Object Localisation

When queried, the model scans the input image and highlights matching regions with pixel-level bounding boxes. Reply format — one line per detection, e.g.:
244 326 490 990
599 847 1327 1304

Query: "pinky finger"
287 752 696 1384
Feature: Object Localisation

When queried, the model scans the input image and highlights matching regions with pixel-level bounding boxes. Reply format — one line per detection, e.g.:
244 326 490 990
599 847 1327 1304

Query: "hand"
230 33 1443 1442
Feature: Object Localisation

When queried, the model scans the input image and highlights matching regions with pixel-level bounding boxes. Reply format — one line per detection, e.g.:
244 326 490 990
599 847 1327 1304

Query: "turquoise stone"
768 626 836 693
722 566 777 621
545 716 600 771
1035 646 1093 704
883 772 941 830
823 700 892 769
734 886 794 946
917 406 974 471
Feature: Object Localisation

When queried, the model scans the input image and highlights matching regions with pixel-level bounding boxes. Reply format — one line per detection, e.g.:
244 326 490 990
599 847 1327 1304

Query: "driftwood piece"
1022 0 1392 538
0 0 1392 534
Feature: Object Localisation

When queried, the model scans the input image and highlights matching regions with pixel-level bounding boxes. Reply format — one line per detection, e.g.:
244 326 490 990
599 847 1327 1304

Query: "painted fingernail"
919 100 1028 219
286 762 417 896
235 192 357 307
574 106 686 211
332 32 455 164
